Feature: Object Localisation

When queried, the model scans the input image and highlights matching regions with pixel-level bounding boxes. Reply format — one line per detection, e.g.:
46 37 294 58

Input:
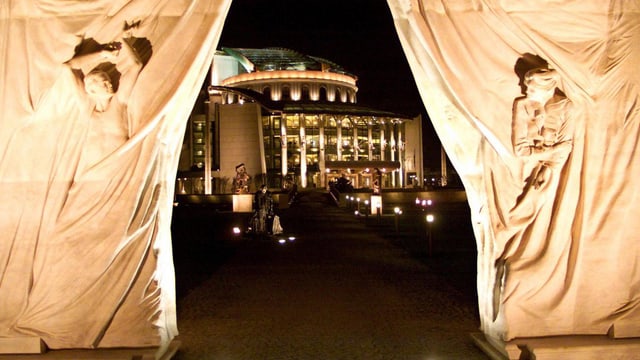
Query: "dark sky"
218 0 442 168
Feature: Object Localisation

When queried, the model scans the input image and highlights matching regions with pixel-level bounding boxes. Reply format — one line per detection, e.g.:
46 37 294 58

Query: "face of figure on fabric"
525 84 554 105
524 68 557 105
84 71 114 101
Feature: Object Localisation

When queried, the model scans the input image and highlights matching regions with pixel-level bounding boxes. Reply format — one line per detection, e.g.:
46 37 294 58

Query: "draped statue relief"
389 0 640 346
0 0 232 353
66 28 144 174
493 67 574 321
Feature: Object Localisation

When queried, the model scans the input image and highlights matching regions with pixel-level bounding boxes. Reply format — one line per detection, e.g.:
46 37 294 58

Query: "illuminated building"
177 47 423 194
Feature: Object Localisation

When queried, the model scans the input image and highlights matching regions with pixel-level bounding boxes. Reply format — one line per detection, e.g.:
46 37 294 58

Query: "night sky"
218 0 443 169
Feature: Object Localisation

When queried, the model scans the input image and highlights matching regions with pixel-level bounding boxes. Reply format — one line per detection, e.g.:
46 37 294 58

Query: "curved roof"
221 47 356 78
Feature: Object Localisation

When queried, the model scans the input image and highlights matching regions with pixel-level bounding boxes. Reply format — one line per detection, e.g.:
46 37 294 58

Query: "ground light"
394 207 402 234
364 200 370 221
426 214 434 256
277 236 297 245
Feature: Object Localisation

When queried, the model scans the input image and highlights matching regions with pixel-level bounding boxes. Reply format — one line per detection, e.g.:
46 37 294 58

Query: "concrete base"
0 337 45 354
232 193 253 212
471 332 640 360
0 338 179 360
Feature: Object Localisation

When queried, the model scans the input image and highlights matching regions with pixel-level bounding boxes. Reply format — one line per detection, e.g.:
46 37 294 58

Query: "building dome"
214 47 358 103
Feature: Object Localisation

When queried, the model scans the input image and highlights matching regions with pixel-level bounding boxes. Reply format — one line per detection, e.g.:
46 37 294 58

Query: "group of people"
249 184 281 236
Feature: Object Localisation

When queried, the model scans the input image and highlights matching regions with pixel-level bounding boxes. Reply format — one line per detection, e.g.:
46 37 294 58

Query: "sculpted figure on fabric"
492 66 574 320
4 22 165 350
0 0 234 352
66 24 144 173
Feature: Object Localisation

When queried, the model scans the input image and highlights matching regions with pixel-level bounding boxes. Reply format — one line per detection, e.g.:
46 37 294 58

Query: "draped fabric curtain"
0 0 231 351
388 0 640 341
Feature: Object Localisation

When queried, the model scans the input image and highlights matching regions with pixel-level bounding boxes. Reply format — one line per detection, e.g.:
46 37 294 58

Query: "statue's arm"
64 45 119 70
115 38 143 102
530 102 574 164
512 99 532 156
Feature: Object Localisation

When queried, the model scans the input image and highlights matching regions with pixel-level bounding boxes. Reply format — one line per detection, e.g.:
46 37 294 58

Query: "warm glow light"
426 214 434 223
232 227 241 235
278 239 286 244
394 207 401 214
221 70 357 86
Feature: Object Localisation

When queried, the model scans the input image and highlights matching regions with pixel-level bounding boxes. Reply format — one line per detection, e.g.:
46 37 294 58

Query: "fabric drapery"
388 0 640 341
0 0 231 350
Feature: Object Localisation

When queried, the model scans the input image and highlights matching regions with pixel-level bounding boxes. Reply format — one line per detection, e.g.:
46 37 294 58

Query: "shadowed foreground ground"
170 190 489 359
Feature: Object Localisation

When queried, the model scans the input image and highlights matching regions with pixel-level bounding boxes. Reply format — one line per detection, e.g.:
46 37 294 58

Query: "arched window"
281 85 291 101
301 85 310 101
319 86 327 102
262 86 272 100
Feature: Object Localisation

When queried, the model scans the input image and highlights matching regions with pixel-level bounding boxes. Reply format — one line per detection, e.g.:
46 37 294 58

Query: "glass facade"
258 112 407 190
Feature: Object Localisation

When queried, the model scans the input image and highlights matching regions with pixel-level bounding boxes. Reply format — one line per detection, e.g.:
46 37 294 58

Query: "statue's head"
236 163 246 174
84 69 114 100
524 68 558 103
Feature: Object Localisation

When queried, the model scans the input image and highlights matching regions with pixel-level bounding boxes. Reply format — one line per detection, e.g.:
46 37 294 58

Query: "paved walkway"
171 190 489 359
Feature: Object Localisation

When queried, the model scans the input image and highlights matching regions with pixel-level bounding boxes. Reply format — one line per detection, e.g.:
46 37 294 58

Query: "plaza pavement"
170 190 490 360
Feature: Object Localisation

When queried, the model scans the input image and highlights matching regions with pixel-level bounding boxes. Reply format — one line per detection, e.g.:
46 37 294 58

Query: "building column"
309 83 320 101
380 125 386 161
441 146 448 187
397 123 404 188
204 101 212 195
337 122 342 161
319 118 326 188
353 126 358 161
390 124 396 162
368 126 373 160
272 83 282 101
291 83 302 101
327 85 336 102
280 115 287 185
390 124 396 187
300 114 307 188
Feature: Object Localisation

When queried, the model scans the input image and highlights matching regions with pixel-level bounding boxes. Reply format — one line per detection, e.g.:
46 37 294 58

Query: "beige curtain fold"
388 0 640 341
0 0 232 350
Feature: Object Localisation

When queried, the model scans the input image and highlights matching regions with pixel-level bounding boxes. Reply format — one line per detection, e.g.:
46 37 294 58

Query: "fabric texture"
388 0 640 341
0 0 231 351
